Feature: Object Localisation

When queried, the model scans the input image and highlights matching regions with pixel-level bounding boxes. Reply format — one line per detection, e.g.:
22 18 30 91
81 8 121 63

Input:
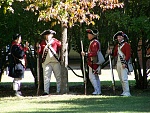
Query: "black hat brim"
40 29 56 36
113 32 123 40
113 31 129 41
86 29 98 36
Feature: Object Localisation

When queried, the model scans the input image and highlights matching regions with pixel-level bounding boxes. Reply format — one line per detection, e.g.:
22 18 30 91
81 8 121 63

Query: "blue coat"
8 42 26 78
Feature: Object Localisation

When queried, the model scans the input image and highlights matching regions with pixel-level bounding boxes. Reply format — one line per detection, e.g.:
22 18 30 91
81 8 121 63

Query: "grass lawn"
0 81 150 113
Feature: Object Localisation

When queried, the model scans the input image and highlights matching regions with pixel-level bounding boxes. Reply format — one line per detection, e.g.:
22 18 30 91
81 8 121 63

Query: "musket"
81 40 87 95
108 42 115 95
36 44 40 96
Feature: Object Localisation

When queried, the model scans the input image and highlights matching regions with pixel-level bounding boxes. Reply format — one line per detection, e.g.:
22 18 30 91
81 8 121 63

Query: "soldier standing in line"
108 31 131 96
81 29 102 95
37 29 61 95
9 34 29 97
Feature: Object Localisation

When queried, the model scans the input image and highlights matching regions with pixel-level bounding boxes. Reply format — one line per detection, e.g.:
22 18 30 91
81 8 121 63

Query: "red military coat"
87 39 100 70
38 38 61 55
113 42 131 61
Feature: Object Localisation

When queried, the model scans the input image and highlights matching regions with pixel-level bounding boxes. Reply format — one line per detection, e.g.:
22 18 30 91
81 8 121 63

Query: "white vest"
42 41 59 66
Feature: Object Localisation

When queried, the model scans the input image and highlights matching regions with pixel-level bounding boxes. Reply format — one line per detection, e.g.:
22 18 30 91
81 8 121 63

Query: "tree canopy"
26 0 124 27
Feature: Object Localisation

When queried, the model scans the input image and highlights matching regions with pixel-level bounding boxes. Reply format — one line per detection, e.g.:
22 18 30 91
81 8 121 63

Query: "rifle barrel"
81 40 87 95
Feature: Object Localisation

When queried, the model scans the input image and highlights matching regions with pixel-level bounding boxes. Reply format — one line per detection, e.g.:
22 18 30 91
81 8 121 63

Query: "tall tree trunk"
131 32 148 89
141 32 148 89
60 23 69 94
131 33 143 89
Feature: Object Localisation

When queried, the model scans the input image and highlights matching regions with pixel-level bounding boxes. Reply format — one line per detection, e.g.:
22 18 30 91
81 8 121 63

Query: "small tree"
26 0 123 93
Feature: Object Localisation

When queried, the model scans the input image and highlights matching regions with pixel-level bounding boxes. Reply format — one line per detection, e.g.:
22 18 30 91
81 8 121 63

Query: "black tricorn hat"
86 29 99 36
13 33 21 40
113 31 129 41
40 29 56 36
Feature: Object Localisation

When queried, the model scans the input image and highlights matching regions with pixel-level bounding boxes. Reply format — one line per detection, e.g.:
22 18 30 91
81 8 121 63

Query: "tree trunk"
130 34 143 88
60 23 69 94
131 33 148 89
141 32 148 89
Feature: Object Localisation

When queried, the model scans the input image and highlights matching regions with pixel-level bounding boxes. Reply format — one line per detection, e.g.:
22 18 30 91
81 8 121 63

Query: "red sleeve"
54 38 61 49
88 41 99 57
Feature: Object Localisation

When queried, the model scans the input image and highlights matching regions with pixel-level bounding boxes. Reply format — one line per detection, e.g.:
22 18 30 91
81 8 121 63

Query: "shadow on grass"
3 95 150 113
0 81 150 113
0 80 150 97
36 97 150 113
0 81 124 97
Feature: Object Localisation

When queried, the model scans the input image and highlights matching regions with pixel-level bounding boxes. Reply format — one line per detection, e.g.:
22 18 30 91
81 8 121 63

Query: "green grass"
0 81 150 113
0 95 150 113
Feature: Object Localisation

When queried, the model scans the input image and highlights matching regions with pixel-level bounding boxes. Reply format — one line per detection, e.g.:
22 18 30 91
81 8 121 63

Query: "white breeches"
43 62 61 94
117 61 131 96
89 66 101 94
13 78 22 91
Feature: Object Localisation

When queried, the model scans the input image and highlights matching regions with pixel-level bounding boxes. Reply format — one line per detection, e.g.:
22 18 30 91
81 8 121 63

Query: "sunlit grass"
0 81 150 113
0 94 150 113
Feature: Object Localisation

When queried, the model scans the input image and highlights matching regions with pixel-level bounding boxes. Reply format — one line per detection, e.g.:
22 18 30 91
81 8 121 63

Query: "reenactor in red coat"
109 31 131 96
82 29 102 95
37 29 61 95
